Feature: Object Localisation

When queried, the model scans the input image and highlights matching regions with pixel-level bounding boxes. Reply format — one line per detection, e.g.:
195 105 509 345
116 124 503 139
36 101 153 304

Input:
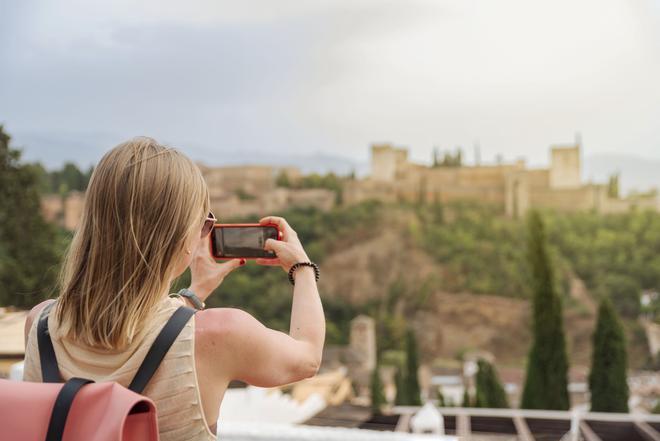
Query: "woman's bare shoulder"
195 307 253 332
193 307 258 377
194 307 256 350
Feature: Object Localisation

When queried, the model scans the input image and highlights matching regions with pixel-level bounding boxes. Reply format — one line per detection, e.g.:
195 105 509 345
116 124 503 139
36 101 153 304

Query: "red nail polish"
240 259 246 265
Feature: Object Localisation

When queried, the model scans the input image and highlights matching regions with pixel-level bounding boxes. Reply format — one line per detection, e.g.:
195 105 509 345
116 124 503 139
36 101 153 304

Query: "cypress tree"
589 297 629 412
474 359 509 408
394 366 407 405
403 329 422 405
370 363 386 414
521 211 570 410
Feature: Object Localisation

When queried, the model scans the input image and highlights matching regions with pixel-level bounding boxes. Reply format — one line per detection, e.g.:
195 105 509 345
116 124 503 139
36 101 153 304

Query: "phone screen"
212 225 279 258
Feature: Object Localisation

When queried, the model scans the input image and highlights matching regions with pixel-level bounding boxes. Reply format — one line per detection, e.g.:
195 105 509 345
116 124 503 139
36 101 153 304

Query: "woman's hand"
189 238 244 302
255 216 310 272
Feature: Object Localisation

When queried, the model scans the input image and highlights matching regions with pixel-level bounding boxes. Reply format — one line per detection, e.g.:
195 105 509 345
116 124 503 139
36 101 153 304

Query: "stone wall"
345 142 660 218
529 184 600 212
208 187 336 220
40 165 333 231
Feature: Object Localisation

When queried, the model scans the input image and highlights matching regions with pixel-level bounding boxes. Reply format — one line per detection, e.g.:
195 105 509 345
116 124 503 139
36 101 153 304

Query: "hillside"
5 189 658 371
315 205 651 370
272 200 657 372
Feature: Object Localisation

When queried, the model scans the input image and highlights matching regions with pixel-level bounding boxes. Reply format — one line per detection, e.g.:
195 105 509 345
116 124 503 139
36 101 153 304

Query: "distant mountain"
10 129 369 177
195 149 369 177
10 129 124 169
584 153 660 195
11 129 657 192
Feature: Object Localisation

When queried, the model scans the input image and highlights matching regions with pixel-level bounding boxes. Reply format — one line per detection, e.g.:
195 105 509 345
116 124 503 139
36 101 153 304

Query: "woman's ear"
171 232 197 278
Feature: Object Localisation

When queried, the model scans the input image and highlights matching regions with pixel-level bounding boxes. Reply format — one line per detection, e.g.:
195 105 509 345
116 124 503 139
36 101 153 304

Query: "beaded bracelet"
288 261 320 286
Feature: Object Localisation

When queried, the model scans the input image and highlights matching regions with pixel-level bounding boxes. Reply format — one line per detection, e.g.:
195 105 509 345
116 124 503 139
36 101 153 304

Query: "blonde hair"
54 137 210 350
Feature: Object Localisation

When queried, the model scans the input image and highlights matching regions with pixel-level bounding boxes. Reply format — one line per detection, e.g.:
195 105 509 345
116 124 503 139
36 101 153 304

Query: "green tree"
434 148 463 167
50 162 87 194
394 366 407 405
597 273 641 319
653 401 660 414
27 162 51 194
434 387 446 406
403 329 422 405
521 211 570 410
589 297 629 412
275 170 291 187
235 188 256 200
462 388 471 407
474 359 509 408
0 126 61 308
607 173 620 198
83 165 94 189
370 363 386 414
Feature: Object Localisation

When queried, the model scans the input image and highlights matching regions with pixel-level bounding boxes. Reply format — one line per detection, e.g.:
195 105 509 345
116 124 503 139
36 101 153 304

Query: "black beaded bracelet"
288 261 320 286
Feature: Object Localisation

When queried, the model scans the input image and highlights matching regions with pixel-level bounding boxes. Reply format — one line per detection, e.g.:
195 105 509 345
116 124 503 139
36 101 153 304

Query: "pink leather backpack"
0 302 197 441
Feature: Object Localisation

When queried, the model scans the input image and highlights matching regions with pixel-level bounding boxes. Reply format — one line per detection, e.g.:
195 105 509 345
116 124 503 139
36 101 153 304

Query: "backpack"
0 301 197 441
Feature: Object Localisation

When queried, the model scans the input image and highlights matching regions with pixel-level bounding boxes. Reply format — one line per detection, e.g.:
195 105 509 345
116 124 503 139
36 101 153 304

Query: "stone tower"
350 315 376 371
371 144 408 182
549 143 581 189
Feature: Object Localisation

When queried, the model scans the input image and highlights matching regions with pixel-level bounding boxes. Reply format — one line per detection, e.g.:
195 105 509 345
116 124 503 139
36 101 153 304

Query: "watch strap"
172 288 205 310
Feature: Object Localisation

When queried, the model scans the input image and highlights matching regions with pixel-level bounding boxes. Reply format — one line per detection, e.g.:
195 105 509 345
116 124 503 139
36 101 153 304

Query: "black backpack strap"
45 377 94 441
128 306 196 394
37 300 61 383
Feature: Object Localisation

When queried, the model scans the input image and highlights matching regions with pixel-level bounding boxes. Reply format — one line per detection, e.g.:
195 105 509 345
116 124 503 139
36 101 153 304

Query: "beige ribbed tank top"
23 296 216 441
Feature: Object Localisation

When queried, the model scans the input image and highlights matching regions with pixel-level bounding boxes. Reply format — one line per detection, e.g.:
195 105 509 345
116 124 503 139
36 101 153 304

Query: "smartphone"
209 223 282 259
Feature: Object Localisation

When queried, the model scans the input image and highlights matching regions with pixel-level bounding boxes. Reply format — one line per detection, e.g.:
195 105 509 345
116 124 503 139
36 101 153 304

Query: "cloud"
299 0 660 164
1 0 659 169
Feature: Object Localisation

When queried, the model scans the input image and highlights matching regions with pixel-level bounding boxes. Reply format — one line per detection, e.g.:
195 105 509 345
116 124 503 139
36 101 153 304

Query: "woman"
22 138 325 440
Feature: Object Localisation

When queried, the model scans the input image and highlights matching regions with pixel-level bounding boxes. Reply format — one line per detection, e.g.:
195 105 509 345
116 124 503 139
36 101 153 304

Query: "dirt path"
569 276 597 315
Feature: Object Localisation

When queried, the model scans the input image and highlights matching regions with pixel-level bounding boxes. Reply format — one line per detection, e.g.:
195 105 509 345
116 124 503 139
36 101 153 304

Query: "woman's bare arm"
198 300 323 387
194 215 325 387
288 266 325 372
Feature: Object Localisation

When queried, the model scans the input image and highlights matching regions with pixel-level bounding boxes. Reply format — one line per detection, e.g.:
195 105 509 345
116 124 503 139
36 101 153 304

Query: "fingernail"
240 259 246 266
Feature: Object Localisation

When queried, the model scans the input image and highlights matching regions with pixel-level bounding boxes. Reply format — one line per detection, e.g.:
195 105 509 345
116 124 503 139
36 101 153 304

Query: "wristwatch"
171 288 205 310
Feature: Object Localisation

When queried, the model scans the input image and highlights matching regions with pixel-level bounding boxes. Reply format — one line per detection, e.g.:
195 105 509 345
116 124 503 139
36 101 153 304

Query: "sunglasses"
201 211 217 238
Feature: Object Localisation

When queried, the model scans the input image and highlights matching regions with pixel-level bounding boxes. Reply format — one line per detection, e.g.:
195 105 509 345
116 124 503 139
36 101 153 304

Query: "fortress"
344 139 660 217
41 138 659 230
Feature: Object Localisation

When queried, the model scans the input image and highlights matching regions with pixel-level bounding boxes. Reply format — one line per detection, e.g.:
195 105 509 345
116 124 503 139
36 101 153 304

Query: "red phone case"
208 223 283 260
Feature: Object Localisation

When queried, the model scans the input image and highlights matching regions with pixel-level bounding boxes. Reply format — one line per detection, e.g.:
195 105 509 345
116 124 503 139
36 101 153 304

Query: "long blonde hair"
54 137 210 350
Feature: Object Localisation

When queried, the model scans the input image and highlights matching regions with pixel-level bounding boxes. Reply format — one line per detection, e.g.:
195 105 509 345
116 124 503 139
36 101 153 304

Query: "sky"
1 0 660 173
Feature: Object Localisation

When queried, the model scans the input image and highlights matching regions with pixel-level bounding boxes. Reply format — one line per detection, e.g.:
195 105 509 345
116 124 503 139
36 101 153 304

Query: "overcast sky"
1 0 659 169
